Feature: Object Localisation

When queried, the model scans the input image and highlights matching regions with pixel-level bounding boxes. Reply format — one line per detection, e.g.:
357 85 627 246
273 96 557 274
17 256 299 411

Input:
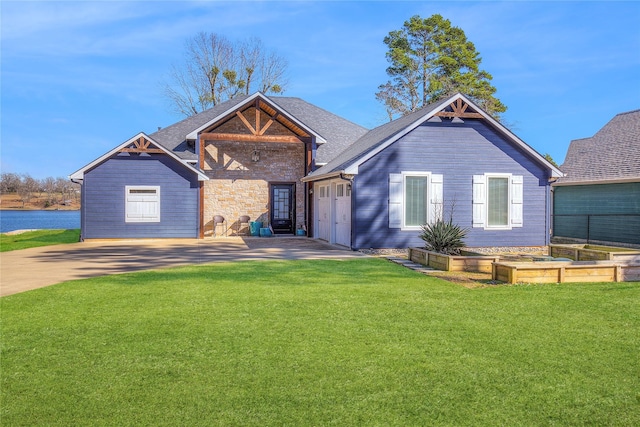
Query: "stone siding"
203 140 306 236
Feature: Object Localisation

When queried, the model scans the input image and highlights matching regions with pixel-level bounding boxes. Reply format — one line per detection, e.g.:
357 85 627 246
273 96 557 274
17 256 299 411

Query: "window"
388 172 443 229
488 177 509 227
405 176 428 227
125 186 160 223
473 175 523 229
337 184 344 197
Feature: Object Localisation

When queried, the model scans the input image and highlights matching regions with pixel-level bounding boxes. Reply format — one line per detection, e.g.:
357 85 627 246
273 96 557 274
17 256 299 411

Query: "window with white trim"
405 175 428 227
488 176 509 227
472 174 523 229
389 172 443 229
125 186 160 223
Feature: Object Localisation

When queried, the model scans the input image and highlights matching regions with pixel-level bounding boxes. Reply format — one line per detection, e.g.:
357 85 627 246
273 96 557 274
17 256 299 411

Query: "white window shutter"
429 174 444 222
472 175 486 228
389 173 403 228
125 186 160 222
511 175 523 227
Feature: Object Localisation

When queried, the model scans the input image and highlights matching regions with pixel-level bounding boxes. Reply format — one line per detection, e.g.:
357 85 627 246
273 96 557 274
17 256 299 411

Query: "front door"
270 183 295 234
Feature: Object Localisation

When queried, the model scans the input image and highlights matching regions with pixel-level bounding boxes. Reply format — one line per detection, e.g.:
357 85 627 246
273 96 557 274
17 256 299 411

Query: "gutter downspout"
70 178 84 241
547 175 561 246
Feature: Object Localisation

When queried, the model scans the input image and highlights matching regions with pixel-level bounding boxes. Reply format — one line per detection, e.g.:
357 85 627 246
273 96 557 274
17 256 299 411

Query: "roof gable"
558 109 640 184
69 132 209 182
148 93 368 164
305 93 563 181
149 95 252 161
185 92 326 143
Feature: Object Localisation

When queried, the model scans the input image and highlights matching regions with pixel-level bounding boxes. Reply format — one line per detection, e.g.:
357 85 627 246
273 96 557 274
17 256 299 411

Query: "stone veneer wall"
203 140 306 236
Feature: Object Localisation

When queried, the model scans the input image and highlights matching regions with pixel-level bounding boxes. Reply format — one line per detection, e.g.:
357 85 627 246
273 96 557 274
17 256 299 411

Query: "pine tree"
377 15 506 120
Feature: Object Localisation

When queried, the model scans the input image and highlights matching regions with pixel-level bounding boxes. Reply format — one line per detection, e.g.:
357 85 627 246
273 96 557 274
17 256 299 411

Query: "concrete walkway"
0 237 365 297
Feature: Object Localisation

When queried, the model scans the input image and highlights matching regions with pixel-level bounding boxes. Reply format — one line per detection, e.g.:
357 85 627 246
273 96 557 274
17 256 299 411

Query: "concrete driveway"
0 237 365 297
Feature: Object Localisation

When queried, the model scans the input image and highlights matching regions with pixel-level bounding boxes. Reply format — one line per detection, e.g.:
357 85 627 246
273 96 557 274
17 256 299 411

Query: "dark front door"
270 183 295 234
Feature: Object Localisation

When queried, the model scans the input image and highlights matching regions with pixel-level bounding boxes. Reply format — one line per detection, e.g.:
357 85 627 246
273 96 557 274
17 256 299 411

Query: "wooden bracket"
434 99 484 119
119 137 164 154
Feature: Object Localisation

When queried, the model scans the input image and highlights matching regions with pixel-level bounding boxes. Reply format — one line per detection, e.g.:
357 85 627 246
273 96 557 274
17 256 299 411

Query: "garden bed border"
492 260 640 284
408 248 500 273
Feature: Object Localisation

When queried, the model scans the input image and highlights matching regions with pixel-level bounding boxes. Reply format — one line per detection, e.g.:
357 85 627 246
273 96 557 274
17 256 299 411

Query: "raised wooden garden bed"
492 261 640 284
408 248 500 273
550 244 640 263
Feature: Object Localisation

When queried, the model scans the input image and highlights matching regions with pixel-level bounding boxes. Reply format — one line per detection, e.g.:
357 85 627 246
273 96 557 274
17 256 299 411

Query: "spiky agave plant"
419 219 468 255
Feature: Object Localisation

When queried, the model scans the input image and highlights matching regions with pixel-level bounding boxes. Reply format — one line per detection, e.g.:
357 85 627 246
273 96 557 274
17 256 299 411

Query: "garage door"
317 184 331 241
335 183 351 247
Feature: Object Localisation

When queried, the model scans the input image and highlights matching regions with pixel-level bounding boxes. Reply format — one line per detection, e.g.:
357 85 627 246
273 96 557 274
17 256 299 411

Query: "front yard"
0 229 80 252
1 258 638 426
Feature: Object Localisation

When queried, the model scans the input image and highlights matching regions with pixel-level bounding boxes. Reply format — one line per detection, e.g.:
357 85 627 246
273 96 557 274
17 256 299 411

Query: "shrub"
419 219 468 255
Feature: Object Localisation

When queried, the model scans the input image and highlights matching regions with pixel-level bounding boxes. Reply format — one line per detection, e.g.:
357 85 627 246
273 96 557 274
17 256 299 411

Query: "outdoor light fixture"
251 149 260 162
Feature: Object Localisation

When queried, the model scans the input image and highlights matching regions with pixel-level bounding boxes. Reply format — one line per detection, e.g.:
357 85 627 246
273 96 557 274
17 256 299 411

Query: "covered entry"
314 179 352 247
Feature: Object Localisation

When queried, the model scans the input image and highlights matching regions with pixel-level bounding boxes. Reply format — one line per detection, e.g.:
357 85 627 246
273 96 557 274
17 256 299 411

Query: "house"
304 93 563 249
70 92 562 249
553 109 640 246
70 93 367 239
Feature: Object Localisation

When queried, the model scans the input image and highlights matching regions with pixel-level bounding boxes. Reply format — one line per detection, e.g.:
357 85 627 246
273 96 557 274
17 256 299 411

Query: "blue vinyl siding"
82 155 200 239
352 120 551 249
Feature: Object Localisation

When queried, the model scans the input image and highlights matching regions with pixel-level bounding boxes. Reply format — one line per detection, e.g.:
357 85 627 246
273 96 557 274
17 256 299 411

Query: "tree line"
0 173 80 208
164 14 506 121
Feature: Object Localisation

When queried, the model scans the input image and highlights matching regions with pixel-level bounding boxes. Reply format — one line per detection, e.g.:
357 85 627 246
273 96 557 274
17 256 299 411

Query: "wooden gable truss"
200 98 312 144
434 98 484 119
118 136 165 154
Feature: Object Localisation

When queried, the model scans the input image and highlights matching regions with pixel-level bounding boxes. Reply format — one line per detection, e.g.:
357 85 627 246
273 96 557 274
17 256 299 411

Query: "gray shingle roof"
149 95 251 161
270 97 368 164
558 109 640 183
148 94 368 164
306 101 441 178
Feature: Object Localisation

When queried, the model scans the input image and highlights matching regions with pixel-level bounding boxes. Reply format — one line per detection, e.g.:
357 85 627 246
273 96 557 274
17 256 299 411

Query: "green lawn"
1 258 638 426
0 229 80 252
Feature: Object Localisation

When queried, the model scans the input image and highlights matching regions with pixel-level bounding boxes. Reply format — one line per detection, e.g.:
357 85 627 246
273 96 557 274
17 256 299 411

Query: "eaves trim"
552 177 640 186
185 92 327 144
337 93 564 178
69 132 209 182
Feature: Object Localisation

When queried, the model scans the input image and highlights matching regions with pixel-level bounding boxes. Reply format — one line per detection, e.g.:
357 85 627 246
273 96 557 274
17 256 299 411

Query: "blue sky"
2 1 639 179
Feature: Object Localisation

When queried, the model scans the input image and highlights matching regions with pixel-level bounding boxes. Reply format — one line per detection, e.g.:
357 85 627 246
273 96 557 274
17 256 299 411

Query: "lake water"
0 210 81 233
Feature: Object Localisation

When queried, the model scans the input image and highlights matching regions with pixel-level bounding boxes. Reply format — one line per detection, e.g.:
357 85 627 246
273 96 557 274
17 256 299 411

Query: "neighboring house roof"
148 92 368 165
556 109 640 185
69 132 209 182
304 93 563 181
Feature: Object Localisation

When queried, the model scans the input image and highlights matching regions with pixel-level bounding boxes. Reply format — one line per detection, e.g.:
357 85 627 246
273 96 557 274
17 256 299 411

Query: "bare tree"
0 173 22 194
42 177 58 206
56 177 80 204
164 32 288 117
17 174 39 208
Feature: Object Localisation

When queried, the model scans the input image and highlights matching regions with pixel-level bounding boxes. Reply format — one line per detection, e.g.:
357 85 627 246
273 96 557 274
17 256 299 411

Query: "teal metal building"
553 110 640 246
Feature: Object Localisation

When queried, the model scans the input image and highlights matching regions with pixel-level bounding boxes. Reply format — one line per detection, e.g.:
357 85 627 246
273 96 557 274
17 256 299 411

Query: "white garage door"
317 184 331 241
335 183 351 247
